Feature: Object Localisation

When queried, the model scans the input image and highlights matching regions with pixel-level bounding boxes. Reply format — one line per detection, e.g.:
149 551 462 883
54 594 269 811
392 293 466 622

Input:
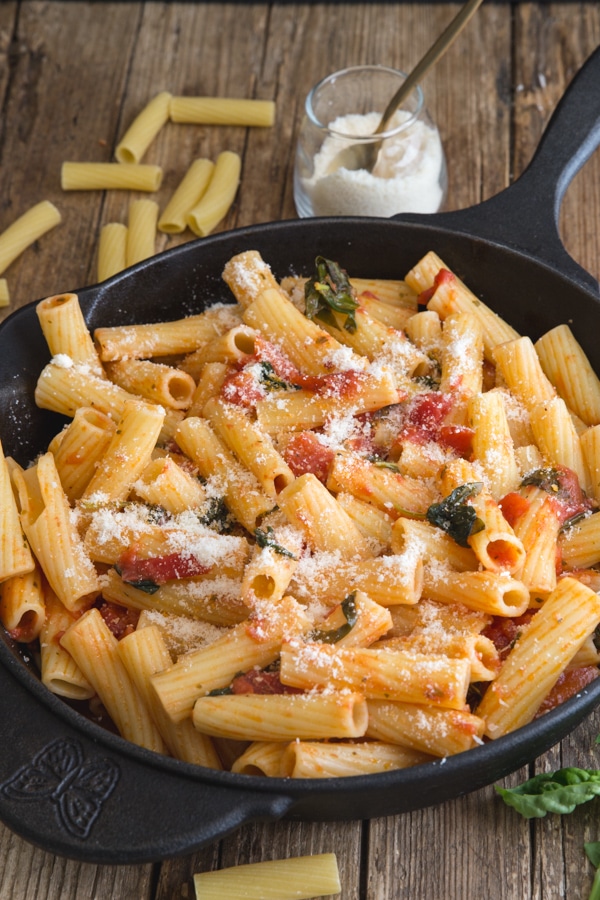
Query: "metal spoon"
327 0 486 175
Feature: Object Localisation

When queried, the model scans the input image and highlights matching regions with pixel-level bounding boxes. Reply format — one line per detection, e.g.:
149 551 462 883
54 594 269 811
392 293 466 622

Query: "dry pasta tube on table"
158 158 215 234
0 279 9 307
192 854 340 900
0 201 61 276
97 222 128 282
170 95 275 126
127 198 159 266
186 150 241 237
61 162 163 192
116 91 172 164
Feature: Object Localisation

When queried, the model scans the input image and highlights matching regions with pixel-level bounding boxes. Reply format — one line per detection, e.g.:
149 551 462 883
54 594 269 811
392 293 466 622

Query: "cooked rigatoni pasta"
0 441 35 582
36 292 105 378
5 245 600 784
14 453 99 611
535 324 600 426
39 587 95 700
0 563 45 643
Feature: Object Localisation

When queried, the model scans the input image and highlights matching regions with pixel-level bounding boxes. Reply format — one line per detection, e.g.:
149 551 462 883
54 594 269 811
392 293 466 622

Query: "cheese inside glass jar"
294 65 448 218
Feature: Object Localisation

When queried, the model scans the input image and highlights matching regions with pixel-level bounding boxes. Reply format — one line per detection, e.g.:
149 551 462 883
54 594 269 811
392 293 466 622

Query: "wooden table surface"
1 2 600 898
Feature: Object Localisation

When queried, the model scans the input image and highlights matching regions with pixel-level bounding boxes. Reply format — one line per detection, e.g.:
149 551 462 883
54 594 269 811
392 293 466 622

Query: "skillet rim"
2 216 600 861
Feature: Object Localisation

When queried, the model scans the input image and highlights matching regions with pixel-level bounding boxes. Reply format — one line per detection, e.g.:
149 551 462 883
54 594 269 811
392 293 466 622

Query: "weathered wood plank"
513 3 600 281
0 821 155 900
0 1 142 309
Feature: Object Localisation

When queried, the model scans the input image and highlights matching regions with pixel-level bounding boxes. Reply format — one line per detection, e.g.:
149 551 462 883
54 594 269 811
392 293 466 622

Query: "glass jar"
294 64 448 218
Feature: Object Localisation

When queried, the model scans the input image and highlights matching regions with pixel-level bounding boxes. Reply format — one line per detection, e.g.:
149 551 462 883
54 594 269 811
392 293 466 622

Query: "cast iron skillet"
0 47 599 865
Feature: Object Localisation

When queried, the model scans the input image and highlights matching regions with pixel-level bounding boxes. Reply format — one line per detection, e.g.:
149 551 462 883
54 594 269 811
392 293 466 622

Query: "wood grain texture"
0 3 600 899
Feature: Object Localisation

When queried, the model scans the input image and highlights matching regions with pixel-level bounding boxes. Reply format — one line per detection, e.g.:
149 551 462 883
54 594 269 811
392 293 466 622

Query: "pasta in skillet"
2 247 600 778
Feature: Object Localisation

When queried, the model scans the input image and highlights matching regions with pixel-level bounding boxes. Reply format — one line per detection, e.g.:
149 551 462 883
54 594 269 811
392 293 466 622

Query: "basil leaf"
521 466 562 493
496 768 600 818
254 526 298 559
197 496 234 533
114 566 160 595
258 360 299 392
585 843 600 868
311 593 358 644
305 256 359 333
587 865 600 900
426 482 485 547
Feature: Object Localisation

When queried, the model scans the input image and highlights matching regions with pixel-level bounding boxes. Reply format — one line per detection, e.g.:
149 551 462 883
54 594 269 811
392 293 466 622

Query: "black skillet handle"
397 44 600 294
0 662 293 864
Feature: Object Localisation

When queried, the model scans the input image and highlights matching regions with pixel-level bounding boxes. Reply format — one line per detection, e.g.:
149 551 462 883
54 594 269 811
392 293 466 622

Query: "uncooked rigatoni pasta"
3 245 600 782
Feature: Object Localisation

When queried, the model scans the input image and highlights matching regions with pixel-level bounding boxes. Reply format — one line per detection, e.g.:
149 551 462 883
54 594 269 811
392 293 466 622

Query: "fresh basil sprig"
426 482 485 547
305 256 359 333
496 767 600 818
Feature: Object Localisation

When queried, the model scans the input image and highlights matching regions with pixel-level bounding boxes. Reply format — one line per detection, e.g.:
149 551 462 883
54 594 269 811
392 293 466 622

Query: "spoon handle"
376 0 486 135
